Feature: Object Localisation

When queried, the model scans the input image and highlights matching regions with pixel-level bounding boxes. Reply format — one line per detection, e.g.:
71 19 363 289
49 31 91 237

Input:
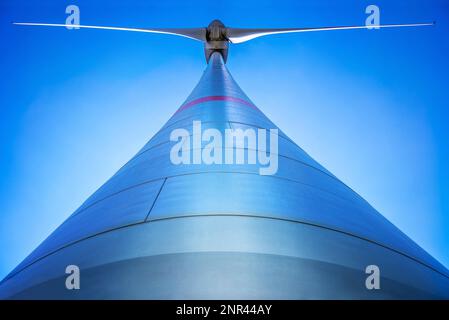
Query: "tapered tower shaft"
1 52 448 299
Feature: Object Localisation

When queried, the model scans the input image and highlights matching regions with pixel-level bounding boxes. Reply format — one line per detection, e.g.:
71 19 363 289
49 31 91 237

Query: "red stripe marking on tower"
175 96 259 114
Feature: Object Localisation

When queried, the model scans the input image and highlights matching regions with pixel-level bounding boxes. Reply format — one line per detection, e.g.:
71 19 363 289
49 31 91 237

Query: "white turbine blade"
13 22 206 41
227 22 435 44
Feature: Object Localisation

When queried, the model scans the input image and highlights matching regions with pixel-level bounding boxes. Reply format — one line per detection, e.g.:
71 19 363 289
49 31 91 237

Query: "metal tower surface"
1 52 448 299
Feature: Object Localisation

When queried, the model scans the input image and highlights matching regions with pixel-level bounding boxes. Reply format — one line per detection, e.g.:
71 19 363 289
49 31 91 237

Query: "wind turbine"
2 18 448 299
13 19 434 62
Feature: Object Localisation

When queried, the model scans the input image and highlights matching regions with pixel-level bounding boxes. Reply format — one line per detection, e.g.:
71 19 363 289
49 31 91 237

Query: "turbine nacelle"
205 19 229 63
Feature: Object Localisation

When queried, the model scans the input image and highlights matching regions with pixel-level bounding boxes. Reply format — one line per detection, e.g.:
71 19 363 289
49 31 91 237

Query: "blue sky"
0 0 448 280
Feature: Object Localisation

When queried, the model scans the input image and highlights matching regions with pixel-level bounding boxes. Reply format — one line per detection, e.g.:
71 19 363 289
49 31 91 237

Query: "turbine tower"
1 19 448 299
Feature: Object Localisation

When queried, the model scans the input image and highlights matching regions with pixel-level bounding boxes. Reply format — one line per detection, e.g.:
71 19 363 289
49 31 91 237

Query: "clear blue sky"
0 0 448 280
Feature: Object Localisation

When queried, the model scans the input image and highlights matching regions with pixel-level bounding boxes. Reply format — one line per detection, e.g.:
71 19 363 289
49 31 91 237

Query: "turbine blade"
227 22 435 44
13 22 206 41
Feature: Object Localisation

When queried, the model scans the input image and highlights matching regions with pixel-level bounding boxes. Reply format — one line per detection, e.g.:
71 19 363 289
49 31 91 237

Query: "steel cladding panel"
1 217 448 299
